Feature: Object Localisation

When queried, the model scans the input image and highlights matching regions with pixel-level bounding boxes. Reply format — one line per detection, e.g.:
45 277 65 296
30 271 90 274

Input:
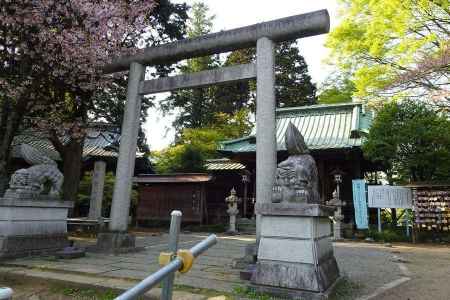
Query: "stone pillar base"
95 232 142 254
0 234 70 259
251 203 339 298
0 196 73 259
250 276 343 300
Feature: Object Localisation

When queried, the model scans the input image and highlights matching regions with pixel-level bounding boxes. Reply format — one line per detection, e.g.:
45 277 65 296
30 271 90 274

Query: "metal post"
114 235 217 300
0 288 13 300
161 211 182 300
377 208 382 233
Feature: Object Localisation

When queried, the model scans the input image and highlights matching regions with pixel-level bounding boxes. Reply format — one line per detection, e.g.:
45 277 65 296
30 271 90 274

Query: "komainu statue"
272 122 320 204
7 144 63 197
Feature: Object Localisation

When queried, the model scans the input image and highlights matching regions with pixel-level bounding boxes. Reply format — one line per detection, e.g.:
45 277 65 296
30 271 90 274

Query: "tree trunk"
391 208 397 228
0 103 25 196
61 139 84 216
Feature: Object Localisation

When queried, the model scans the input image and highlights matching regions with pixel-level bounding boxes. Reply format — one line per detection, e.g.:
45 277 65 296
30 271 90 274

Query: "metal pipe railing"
114 213 217 300
0 288 13 300
161 211 182 300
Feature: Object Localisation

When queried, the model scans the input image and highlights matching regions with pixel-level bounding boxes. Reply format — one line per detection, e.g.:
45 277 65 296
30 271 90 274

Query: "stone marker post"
256 37 276 242
97 62 144 251
88 160 106 221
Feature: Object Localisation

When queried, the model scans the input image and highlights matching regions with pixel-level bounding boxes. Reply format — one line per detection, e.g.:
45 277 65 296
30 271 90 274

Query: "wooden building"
218 102 377 224
135 103 379 229
135 159 249 225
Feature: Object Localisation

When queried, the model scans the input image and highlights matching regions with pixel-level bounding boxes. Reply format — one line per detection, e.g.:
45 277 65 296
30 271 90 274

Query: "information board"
352 179 368 229
368 186 413 209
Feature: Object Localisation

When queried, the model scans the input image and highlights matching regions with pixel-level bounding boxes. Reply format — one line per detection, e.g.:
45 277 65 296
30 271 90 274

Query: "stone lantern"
225 188 241 234
327 168 346 240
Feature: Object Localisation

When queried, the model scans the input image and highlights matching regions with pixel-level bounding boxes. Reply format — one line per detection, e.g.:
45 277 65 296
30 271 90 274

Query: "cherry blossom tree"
0 0 157 197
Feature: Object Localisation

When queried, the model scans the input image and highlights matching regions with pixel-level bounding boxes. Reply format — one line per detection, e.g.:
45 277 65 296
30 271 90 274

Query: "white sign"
368 186 413 209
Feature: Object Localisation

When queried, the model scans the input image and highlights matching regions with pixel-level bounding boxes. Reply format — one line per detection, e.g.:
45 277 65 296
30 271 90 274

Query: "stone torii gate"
97 10 330 250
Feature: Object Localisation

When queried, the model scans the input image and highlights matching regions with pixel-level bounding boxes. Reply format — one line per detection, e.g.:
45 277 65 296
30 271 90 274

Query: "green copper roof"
204 158 246 171
11 126 121 161
219 102 373 153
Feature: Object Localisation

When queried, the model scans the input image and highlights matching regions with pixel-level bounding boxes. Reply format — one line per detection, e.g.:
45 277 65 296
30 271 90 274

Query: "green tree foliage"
363 101 450 183
211 41 317 113
160 2 219 131
153 144 206 174
212 48 257 113
77 172 138 217
92 0 189 153
161 3 317 133
275 42 317 107
318 74 355 104
327 0 449 106
154 109 252 173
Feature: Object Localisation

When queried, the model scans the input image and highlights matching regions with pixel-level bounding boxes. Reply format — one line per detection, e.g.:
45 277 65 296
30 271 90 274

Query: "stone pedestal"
251 203 339 299
0 196 73 259
332 214 344 241
228 213 237 234
95 232 140 254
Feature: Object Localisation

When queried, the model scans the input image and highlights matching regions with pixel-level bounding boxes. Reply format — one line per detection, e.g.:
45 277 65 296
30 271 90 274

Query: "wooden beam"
139 63 256 95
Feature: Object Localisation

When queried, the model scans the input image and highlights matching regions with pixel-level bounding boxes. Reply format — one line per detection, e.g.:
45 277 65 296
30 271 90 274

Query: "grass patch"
174 283 232 298
362 227 411 243
329 277 363 300
232 285 286 300
50 286 119 300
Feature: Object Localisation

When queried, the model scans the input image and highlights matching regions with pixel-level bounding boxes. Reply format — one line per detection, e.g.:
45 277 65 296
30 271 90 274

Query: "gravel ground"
366 243 450 300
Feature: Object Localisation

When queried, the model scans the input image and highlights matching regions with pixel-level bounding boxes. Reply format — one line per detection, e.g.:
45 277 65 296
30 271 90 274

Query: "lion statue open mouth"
272 122 320 204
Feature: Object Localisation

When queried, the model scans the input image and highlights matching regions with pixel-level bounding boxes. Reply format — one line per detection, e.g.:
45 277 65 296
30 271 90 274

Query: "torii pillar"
97 10 330 253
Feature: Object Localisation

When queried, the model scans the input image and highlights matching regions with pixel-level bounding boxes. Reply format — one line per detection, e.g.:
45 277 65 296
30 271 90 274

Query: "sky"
144 0 340 150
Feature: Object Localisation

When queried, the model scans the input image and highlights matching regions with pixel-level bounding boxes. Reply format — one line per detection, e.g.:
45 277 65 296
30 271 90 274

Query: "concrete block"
252 258 339 293
258 237 314 264
253 209 339 297
0 197 72 259
315 237 334 262
314 217 333 239
256 202 335 217
261 216 313 239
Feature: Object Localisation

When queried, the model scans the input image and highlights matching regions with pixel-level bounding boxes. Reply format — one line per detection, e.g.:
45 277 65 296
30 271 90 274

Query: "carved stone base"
0 234 70 259
0 196 73 259
251 203 339 298
95 232 142 254
250 276 343 300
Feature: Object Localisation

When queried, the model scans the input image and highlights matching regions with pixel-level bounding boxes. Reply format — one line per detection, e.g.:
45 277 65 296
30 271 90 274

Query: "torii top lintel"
103 9 330 74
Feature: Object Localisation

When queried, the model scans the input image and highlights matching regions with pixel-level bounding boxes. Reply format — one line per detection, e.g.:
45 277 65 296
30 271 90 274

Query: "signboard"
368 186 413 209
352 179 368 229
